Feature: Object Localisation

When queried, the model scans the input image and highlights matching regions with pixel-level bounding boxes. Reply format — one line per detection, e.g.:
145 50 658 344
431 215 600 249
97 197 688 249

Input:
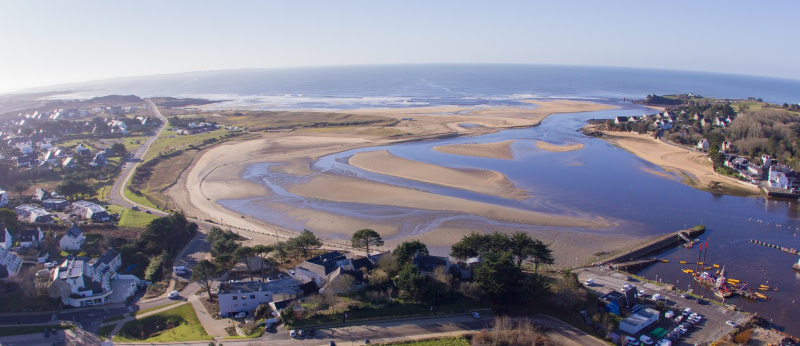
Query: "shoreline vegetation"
168 100 639 268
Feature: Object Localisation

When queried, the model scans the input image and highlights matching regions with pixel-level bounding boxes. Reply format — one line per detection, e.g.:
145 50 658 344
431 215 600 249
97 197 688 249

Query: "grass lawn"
123 186 159 209
102 314 125 324
145 129 227 162
382 336 471 346
97 324 116 339
135 301 183 316
0 323 72 337
107 205 159 228
114 303 210 343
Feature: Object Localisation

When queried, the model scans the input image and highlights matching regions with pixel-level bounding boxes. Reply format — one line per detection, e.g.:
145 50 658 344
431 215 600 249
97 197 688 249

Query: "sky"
1 0 799 94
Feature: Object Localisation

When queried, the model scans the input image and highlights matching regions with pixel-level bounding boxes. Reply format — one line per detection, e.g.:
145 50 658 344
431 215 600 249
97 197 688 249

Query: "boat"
693 267 734 298
794 258 800 271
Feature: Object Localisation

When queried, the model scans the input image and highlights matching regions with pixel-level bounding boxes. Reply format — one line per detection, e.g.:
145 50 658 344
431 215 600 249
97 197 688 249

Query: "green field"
114 303 210 343
123 187 159 209
107 205 159 228
134 301 183 316
144 129 227 162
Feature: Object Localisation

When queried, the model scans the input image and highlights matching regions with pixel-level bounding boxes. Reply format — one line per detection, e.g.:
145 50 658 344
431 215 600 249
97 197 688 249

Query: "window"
250 295 255 299
233 296 238 300
241 295 247 300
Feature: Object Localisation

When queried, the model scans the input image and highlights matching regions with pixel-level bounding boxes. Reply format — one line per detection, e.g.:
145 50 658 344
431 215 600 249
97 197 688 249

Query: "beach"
167 100 637 266
536 141 585 152
594 127 761 196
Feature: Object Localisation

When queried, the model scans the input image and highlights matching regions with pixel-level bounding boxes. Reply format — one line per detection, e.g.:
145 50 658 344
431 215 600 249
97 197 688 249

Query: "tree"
351 228 383 255
294 229 322 258
395 263 428 302
0 208 20 231
509 232 536 268
530 240 554 272
473 251 522 304
192 259 218 301
110 143 127 157
252 244 274 273
11 182 28 197
233 246 255 281
450 232 485 261
393 240 429 263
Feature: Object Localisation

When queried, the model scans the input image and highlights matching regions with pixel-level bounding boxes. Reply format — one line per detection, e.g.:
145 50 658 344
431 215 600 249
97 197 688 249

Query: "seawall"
597 225 705 265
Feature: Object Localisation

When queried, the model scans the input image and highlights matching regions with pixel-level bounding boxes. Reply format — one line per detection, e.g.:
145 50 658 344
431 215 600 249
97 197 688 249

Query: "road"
108 98 169 216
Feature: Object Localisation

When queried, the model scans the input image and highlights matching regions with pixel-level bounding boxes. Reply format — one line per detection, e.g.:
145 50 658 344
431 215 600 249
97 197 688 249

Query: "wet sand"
536 141 585 152
433 140 515 159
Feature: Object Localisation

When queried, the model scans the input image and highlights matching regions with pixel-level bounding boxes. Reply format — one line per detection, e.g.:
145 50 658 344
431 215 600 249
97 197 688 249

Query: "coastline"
590 125 761 196
167 100 633 266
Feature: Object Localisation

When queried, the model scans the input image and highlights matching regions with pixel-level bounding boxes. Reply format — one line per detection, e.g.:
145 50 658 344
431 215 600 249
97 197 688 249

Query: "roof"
350 257 375 272
300 251 347 276
65 225 83 239
413 255 449 272
96 248 119 266
18 228 40 242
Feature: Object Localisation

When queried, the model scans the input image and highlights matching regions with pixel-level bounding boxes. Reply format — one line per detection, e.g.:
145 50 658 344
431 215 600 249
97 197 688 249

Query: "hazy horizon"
3 1 800 94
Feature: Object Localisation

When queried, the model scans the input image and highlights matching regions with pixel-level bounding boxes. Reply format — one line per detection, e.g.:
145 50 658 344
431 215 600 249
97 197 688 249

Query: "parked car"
233 311 247 319
584 278 594 286
682 308 692 316
624 336 637 344
664 310 675 318
696 298 707 305
290 330 297 338
168 290 180 299
640 335 654 345
472 311 481 319
681 293 690 299
726 320 737 327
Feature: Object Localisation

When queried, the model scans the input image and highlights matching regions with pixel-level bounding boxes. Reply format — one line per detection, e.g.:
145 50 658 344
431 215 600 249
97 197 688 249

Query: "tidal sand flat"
433 140 515 159
536 141 585 152
596 128 760 195
349 150 529 199
288 173 612 229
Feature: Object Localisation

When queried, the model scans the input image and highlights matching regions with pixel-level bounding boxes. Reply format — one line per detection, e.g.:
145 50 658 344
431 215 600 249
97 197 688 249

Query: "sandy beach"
433 140 515 159
349 150 528 199
167 100 634 265
536 141 585 152
595 127 760 195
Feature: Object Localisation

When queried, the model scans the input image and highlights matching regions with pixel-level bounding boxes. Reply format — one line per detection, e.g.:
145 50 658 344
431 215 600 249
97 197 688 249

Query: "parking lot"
576 266 749 345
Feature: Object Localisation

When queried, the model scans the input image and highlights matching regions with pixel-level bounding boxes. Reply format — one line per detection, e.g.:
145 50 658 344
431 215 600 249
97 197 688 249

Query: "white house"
0 228 11 250
0 189 8 207
696 139 709 152
48 248 138 307
71 201 110 221
217 278 304 317
17 227 44 248
768 166 790 190
293 251 352 287
59 225 86 251
0 248 22 280
14 204 52 223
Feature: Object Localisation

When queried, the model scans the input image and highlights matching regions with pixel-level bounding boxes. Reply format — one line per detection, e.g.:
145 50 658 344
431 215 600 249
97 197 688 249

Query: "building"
768 166 790 189
33 188 50 201
294 251 350 286
90 152 107 167
48 248 139 307
42 198 70 211
696 139 709 152
59 225 85 251
0 248 22 280
217 278 304 317
413 254 451 273
619 308 659 335
0 228 11 250
74 144 91 156
71 201 110 221
0 188 8 207
17 227 43 248
14 204 52 223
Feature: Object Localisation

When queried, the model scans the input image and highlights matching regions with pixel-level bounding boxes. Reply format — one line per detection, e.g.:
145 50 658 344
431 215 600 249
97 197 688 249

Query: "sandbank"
433 140 515 159
169 100 624 262
349 150 528 199
536 141 585 152
595 127 760 195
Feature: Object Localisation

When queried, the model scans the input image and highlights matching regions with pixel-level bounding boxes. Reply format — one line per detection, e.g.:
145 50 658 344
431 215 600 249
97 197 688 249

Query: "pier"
749 239 799 256
597 225 705 265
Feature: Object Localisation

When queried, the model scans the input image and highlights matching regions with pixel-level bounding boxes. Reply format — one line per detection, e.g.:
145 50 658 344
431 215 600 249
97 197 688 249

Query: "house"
33 188 50 201
75 144 91 156
59 225 85 251
700 118 713 127
14 204 52 223
217 278 304 317
0 248 22 280
768 166 790 189
0 189 8 207
62 157 75 169
17 227 44 248
48 248 139 307
90 152 107 167
412 254 451 273
614 116 629 125
619 308 659 335
0 228 12 250
71 201 110 221
294 251 350 286
42 198 69 211
696 139 709 152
